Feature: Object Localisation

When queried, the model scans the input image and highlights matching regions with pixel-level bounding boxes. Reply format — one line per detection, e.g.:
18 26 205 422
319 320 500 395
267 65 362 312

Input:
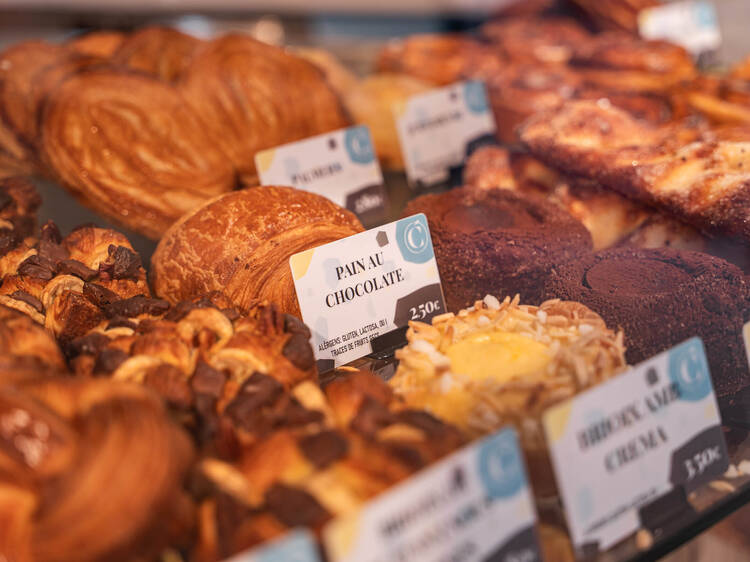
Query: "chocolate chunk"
395 410 448 436
103 296 169 319
387 443 425 470
83 282 119 308
265 484 330 528
93 348 128 374
224 372 283 429
67 332 110 357
106 316 137 330
282 332 315 371
9 290 43 313
163 301 198 322
11 216 35 239
221 307 240 322
0 190 12 212
298 430 349 468
0 229 21 258
191 362 226 398
18 254 56 281
282 398 324 427
40 221 62 244
102 244 142 280
284 313 311 338
143 364 193 409
350 396 395 437
58 259 97 281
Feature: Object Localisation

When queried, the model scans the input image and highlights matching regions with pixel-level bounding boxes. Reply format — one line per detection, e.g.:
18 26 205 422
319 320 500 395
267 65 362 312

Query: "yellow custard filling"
445 331 550 383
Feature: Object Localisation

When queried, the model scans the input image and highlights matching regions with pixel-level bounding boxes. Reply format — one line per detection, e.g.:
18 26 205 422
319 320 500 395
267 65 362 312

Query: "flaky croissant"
68 30 126 58
0 377 194 562
178 34 349 186
151 186 363 317
39 68 236 238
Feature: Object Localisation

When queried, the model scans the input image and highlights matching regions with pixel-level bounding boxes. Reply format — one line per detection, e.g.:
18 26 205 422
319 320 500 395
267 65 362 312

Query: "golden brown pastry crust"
481 17 591 65
520 100 750 241
375 33 502 86
0 377 194 562
679 75 750 126
39 69 236 238
178 34 349 186
111 26 202 83
68 30 127 58
151 186 363 317
0 41 69 147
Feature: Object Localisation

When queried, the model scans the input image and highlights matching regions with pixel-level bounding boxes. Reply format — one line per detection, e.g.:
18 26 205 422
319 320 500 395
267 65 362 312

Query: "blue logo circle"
464 81 489 114
344 126 375 164
477 430 525 500
395 214 433 264
668 338 712 402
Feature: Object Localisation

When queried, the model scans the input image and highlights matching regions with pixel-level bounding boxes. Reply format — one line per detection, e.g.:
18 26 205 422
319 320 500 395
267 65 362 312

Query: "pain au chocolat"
0 377 194 562
39 68 236 238
152 186 363 317
390 295 625 497
402 186 592 311
546 247 750 401
178 34 349 185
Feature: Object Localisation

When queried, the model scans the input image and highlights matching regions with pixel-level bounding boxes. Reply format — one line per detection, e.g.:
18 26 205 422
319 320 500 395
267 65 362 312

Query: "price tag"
255 125 387 223
543 338 729 553
638 1 721 57
226 529 320 562
289 214 445 372
395 80 496 187
323 427 541 562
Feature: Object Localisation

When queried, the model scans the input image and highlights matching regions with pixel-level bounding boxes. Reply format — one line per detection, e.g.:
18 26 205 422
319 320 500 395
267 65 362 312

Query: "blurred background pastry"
402 186 592 310
151 186 363 317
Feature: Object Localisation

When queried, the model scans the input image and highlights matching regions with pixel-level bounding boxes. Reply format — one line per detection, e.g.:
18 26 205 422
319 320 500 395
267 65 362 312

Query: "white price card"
638 1 721 57
226 529 320 562
323 427 541 562
395 80 496 187
543 338 729 553
289 214 445 372
255 125 387 222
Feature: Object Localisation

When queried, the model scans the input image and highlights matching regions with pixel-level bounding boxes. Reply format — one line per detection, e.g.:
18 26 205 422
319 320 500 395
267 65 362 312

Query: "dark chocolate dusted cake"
402 187 593 311
546 247 750 399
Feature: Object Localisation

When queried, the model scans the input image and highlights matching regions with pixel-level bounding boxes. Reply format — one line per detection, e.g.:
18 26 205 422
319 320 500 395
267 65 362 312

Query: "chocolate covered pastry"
193 370 464 559
0 222 150 342
403 186 592 310
480 17 591 65
111 26 202 82
178 34 348 185
520 101 750 242
39 68 236 238
152 186 363 317
390 295 625 497
0 377 194 562
545 247 750 399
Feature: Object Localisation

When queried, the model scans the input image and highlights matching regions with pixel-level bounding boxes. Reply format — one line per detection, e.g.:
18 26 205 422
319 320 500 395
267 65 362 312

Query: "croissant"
178 34 349 185
68 30 126 57
151 186 363 317
0 221 151 342
519 100 750 242
111 26 202 83
678 75 750 126
0 122 34 177
193 370 464 560
0 177 40 271
39 68 236 238
0 377 194 562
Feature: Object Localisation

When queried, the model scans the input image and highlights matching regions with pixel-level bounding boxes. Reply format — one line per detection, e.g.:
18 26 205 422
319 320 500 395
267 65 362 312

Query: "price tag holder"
289 213 445 372
395 80 496 188
638 1 721 58
226 529 320 562
255 125 388 224
543 338 729 554
323 427 541 562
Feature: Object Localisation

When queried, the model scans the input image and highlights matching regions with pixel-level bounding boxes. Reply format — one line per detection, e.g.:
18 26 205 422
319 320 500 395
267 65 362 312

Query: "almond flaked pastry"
391 294 627 497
